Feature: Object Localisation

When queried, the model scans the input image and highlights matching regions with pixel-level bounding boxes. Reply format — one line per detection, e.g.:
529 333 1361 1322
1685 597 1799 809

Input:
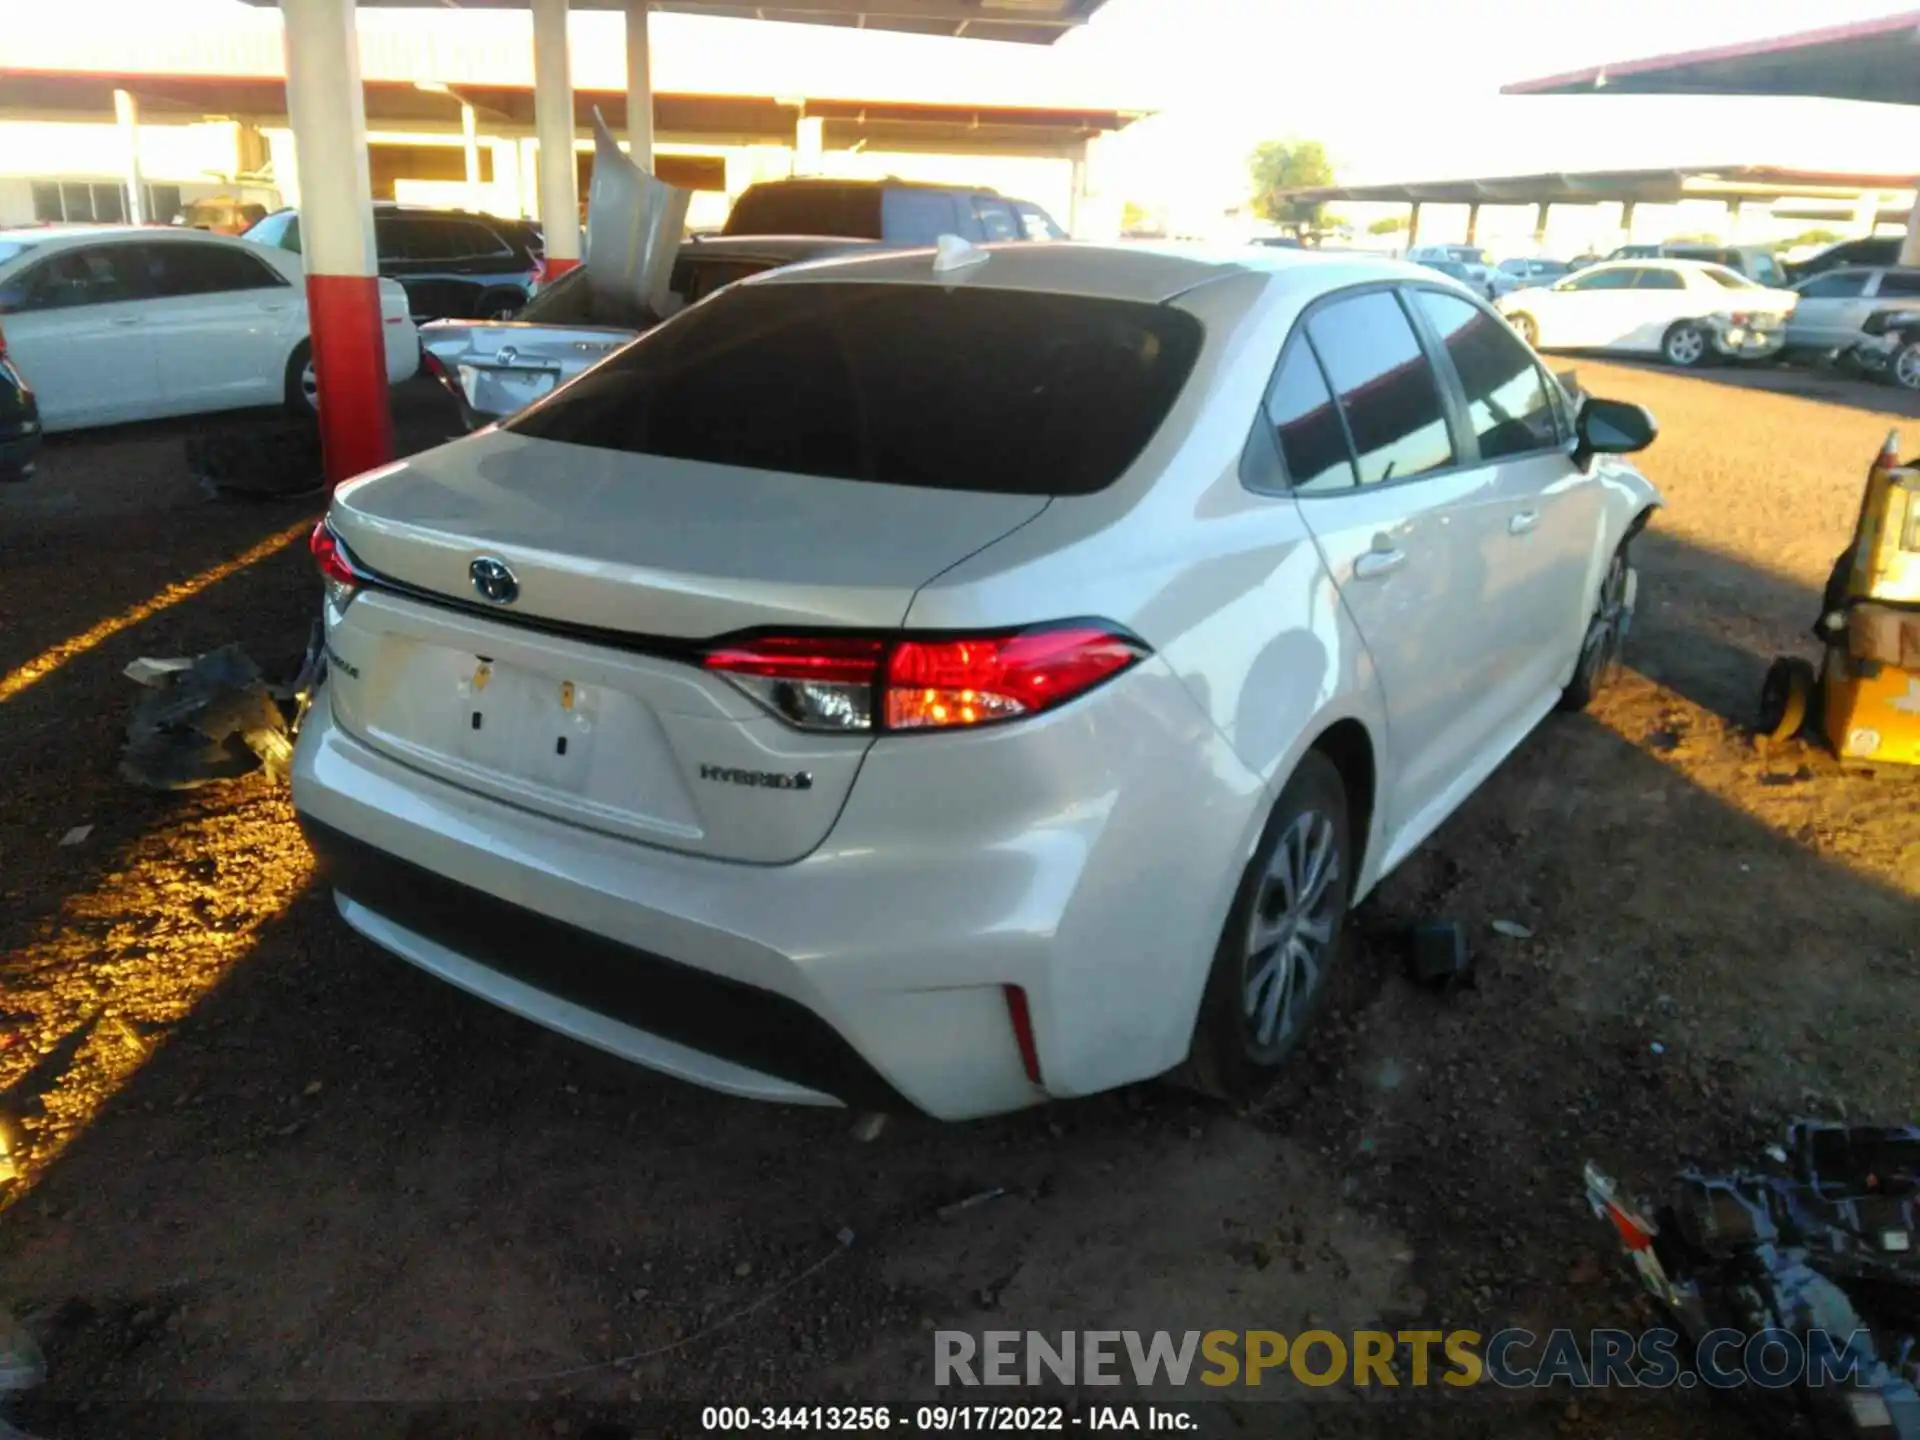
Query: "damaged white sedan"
292 246 1661 1120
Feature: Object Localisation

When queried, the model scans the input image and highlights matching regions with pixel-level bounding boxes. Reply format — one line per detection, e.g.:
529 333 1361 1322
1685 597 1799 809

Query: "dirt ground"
1 364 1917 1440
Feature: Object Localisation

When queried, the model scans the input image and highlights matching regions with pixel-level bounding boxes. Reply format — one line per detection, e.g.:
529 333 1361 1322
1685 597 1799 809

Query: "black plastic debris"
1407 918 1475 991
184 421 323 501
1586 1123 1920 1436
118 643 309 790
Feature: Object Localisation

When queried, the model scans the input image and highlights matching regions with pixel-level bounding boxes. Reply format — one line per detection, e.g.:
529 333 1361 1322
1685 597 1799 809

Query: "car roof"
745 240 1423 305
738 177 999 195
0 224 254 250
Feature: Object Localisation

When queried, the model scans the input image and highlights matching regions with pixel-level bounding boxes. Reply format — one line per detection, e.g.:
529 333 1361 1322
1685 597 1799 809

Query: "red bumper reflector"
1004 984 1042 1086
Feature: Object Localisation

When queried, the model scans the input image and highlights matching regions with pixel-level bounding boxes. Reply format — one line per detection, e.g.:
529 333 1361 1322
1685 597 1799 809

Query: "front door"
0 242 161 430
1408 286 1603 720
1788 269 1876 349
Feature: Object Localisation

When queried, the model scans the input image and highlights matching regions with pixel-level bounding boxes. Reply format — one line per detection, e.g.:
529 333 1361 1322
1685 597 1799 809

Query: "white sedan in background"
0 226 417 431
1495 258 1797 367
293 244 1662 1120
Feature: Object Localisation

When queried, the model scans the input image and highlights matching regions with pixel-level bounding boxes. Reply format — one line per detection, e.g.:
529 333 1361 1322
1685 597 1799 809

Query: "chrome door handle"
1353 548 1407 580
1508 509 1541 535
109 315 143 326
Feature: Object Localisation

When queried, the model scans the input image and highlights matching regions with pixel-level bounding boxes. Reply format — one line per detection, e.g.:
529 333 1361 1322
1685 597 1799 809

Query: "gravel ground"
0 368 1916 1439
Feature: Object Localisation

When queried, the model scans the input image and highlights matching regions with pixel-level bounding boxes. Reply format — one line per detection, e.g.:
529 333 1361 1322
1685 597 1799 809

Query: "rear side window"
884 190 965 245
1878 271 1920 298
1305 290 1453 485
7 245 146 310
507 282 1204 496
1635 269 1686 291
1015 202 1066 241
1412 290 1557 461
1797 270 1870 299
723 185 883 239
1264 343 1354 493
141 241 285 296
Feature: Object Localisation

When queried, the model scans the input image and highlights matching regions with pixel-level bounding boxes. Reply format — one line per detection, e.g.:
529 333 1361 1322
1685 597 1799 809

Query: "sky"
1052 0 1920 222
23 0 1920 229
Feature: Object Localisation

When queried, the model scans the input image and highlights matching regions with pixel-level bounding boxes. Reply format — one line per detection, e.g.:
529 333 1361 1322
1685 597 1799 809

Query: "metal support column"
625 0 655 169
531 0 581 275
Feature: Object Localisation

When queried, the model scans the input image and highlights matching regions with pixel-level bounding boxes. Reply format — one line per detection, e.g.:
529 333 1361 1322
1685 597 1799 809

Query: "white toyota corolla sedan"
1494 257 1798 367
0 225 418 431
292 243 1662 1120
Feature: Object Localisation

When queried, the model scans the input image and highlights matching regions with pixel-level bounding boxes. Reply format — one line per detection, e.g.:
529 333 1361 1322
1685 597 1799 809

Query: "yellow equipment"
1760 430 1920 766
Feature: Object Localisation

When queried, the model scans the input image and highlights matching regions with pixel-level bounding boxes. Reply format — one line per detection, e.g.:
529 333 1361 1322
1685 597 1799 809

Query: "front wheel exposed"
1182 750 1352 1100
1891 341 1920 391
284 338 318 417
1560 541 1635 712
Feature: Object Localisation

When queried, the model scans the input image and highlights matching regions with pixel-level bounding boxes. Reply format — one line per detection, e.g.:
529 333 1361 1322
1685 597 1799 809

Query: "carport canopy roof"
1501 10 1920 104
241 0 1110 45
1283 164 1920 207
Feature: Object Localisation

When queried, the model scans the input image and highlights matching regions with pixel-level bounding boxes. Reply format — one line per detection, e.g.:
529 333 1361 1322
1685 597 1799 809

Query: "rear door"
139 239 296 414
0 242 161 428
1625 266 1689 350
1280 286 1509 840
1408 286 1599 721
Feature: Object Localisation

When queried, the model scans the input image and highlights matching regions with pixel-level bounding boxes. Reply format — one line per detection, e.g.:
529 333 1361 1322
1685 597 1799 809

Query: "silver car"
420 236 880 426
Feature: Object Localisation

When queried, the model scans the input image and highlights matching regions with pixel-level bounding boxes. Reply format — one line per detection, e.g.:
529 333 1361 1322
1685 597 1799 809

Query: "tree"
1785 227 1843 248
1249 139 1334 237
1367 215 1408 236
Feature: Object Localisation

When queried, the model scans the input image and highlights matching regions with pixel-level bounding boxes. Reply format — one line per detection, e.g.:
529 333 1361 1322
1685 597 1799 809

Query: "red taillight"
0 316 8 358
309 519 362 607
886 626 1145 731
701 623 1147 734
1729 311 1753 327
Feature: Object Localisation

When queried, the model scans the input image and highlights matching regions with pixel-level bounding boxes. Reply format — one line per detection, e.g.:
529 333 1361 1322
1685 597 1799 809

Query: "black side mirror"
1575 396 1657 460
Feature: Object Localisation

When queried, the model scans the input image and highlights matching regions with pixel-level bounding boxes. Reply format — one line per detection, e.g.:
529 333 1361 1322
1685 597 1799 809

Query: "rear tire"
1182 751 1353 1101
283 339 317 418
1509 312 1539 347
1758 656 1817 740
1661 321 1710 368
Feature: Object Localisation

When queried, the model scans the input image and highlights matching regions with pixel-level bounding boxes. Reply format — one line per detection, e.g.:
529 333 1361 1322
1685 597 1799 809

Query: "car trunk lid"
321 429 1048 862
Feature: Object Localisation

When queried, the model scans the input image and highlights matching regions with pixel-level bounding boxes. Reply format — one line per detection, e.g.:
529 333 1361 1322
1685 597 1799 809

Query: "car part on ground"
118 644 310 791
184 418 322 500
1758 431 1920 767
1584 1123 1920 1435
291 242 1662 1119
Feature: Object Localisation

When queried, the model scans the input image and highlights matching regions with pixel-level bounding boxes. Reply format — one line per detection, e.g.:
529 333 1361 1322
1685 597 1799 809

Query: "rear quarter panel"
902 266 1394 1087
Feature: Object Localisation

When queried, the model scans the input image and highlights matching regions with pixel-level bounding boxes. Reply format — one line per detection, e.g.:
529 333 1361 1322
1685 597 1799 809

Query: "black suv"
721 179 1067 247
241 204 544 321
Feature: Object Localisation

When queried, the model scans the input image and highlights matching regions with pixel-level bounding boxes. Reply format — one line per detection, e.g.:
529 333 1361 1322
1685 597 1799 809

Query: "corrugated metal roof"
1502 11 1920 104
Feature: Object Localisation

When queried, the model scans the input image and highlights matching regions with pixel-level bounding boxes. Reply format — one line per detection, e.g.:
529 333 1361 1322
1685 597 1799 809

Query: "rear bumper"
290 656 1254 1119
1711 326 1785 358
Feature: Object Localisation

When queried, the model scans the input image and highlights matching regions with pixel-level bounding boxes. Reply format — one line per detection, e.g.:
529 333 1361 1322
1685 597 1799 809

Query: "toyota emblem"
469 556 519 605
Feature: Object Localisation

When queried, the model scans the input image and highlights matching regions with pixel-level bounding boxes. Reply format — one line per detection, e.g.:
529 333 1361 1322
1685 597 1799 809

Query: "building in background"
0 5 1144 235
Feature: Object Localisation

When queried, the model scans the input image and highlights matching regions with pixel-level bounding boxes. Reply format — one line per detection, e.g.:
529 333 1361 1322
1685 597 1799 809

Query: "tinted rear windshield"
722 185 884 239
505 281 1205 496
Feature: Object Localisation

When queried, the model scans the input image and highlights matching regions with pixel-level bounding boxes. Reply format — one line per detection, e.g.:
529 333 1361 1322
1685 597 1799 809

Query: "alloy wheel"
1665 325 1707 367
300 359 319 413
1895 345 1920 391
1241 809 1342 1052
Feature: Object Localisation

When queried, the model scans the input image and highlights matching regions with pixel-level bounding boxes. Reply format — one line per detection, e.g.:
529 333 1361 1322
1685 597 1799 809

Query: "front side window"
507 282 1204 496
1412 290 1557 462
1305 290 1453 485
9 245 145 310
1264 342 1354 493
1635 269 1686 291
1015 202 1067 241
883 191 965 245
